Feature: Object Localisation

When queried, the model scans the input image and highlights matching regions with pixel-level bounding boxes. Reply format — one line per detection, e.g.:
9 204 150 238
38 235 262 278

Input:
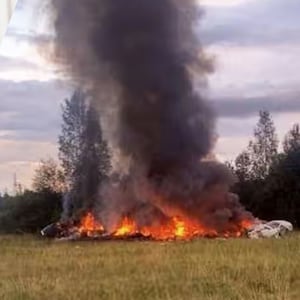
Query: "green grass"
0 235 299 300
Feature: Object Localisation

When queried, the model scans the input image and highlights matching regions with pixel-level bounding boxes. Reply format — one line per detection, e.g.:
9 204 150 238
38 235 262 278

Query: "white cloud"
0 139 58 192
207 44 300 98
216 112 300 162
201 0 252 7
0 162 37 193
0 0 17 41
0 79 69 190
0 35 57 81
216 136 250 162
0 139 57 164
0 80 69 138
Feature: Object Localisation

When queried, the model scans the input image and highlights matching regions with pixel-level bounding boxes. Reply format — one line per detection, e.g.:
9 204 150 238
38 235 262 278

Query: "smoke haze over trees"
0 0 300 232
0 89 112 233
0 97 300 232
58 90 111 219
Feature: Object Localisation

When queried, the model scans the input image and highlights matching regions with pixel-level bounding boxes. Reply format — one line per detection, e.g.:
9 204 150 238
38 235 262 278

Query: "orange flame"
78 212 104 236
174 217 185 237
114 217 138 236
139 216 219 240
77 212 254 240
239 219 254 230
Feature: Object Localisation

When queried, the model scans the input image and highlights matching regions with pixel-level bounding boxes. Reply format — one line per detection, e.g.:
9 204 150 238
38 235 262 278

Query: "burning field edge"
41 212 294 242
41 211 256 242
41 0 295 244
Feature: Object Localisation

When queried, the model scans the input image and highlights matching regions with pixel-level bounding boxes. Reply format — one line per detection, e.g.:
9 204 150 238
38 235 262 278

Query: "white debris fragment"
247 220 293 239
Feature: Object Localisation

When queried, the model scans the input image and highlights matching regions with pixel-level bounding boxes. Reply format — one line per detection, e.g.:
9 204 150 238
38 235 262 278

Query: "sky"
0 0 300 192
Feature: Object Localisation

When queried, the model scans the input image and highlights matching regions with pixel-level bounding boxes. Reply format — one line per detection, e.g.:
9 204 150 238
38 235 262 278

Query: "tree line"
229 111 300 227
0 90 300 233
0 90 111 233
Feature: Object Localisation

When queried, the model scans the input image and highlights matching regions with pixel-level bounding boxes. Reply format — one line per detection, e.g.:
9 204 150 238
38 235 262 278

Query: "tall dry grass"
0 234 299 300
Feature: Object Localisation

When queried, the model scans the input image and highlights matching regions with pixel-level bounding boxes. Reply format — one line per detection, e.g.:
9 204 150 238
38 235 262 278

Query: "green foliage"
283 123 300 154
58 90 111 217
234 151 251 182
0 191 62 234
0 89 113 234
59 90 86 182
232 111 300 227
261 150 300 224
248 110 278 180
32 158 66 193
72 103 111 214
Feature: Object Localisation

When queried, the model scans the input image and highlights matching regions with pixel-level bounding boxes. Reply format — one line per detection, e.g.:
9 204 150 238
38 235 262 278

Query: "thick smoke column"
50 0 253 231
51 0 214 173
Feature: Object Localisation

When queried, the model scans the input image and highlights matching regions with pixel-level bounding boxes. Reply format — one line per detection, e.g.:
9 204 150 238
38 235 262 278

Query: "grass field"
0 235 299 300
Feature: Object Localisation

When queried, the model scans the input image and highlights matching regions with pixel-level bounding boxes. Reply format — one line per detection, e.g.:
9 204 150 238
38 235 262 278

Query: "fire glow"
46 0 258 242
77 212 254 240
78 212 104 237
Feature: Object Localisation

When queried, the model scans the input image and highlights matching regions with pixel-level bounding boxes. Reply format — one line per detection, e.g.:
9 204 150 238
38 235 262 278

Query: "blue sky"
0 0 300 192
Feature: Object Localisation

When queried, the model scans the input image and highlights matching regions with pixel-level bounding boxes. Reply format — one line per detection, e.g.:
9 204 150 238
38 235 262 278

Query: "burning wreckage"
43 0 293 241
41 213 293 241
41 210 294 241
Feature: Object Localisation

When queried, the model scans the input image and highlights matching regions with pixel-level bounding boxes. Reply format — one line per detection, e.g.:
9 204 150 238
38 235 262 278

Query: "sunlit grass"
0 234 299 300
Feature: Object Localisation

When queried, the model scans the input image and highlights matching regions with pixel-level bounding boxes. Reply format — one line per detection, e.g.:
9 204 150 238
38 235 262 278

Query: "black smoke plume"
50 0 253 232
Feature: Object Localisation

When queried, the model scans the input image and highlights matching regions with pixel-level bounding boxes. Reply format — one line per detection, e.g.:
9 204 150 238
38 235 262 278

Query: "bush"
0 190 62 234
